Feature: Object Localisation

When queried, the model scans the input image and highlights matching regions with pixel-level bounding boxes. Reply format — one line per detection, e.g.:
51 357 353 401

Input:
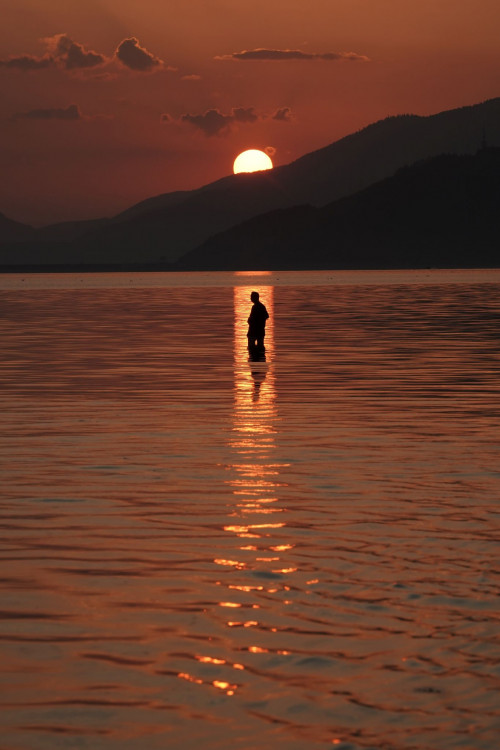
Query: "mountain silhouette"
178 148 500 270
1 97 500 268
0 213 36 244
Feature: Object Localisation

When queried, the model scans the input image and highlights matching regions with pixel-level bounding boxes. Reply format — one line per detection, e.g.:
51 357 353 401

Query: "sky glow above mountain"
1 0 499 225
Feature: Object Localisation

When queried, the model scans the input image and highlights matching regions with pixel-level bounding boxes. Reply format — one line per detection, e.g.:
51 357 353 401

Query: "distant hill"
37 217 110 243
0 213 36 244
178 148 500 270
1 97 500 268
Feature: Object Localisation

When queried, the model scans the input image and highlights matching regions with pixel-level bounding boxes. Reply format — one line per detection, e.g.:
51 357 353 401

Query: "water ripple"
1 270 499 749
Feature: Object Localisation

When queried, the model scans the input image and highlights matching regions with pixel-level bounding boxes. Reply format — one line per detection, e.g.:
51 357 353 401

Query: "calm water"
1 269 499 750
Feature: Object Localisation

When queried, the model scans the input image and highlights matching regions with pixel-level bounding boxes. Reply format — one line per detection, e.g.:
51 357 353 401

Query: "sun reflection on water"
208 285 298 679
213 286 297 630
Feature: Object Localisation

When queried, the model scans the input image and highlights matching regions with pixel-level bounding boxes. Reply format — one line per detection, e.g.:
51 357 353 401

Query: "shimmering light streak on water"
0 270 499 750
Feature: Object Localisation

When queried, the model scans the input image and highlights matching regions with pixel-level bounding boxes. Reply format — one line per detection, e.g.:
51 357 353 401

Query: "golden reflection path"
186 284 295 695
178 283 294 695
211 283 296 664
229 284 284 564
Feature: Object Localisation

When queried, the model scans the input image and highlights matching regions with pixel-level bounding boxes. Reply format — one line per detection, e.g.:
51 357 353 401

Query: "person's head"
250 291 259 303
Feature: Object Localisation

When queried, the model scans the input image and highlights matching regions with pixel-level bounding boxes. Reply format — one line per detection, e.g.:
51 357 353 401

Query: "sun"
233 149 273 174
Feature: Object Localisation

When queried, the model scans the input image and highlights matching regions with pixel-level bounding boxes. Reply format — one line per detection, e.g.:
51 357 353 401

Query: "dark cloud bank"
0 35 164 73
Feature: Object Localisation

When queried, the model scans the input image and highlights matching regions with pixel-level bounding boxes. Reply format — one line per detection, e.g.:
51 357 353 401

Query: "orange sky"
1 0 499 225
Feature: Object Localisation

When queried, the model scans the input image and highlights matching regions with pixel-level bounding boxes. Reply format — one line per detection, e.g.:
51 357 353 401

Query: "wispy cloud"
11 104 82 121
216 48 370 62
272 107 292 122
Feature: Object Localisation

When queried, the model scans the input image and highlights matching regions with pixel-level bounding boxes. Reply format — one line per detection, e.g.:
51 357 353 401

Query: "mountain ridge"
1 96 500 269
177 148 500 271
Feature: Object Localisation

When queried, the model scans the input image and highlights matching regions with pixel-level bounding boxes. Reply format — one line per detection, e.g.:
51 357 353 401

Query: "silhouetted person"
247 291 269 350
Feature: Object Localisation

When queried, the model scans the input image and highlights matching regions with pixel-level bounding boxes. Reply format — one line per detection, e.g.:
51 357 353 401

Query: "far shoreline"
2 261 500 275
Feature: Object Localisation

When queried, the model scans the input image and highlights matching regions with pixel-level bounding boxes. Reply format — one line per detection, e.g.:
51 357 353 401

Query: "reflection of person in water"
250 359 267 401
247 291 269 349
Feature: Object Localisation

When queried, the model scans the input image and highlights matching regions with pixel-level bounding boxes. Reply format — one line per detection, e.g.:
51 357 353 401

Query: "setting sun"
233 149 273 175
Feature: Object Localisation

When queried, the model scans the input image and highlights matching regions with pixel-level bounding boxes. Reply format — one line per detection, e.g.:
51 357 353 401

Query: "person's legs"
248 327 265 349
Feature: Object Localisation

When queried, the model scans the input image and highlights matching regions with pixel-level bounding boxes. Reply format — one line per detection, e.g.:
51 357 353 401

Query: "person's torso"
250 302 268 325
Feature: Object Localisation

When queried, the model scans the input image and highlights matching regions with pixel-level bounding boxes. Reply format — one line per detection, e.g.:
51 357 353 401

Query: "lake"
1 269 499 750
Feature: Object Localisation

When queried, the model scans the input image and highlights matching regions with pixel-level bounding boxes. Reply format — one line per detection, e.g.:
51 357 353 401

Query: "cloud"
12 104 82 121
179 107 261 136
216 48 370 62
88 71 117 82
115 37 163 71
1 35 173 76
181 109 232 136
0 35 106 72
0 54 53 71
232 107 258 123
176 105 290 136
44 34 107 69
272 107 292 122
181 74 202 81
321 51 370 62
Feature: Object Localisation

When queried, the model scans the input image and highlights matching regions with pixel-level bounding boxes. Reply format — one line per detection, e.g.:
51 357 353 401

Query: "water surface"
1 270 499 750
